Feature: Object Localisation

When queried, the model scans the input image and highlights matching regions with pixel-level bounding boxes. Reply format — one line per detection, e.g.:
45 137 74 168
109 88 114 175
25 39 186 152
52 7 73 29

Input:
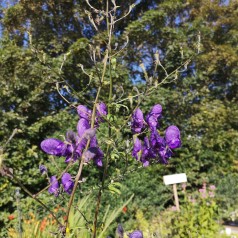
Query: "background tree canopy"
0 0 238 236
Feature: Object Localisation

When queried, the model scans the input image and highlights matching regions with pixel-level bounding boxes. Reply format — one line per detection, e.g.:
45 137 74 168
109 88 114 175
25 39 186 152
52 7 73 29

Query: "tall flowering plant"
0 1 196 237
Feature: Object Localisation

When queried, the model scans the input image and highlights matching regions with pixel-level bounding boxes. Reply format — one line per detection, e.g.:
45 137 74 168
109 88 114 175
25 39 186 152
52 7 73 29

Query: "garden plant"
0 0 238 237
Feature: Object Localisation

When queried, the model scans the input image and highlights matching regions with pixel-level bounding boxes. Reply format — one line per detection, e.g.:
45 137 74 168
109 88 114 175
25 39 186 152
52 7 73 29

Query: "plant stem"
64 85 102 230
7 169 63 228
92 1 113 237
92 144 111 238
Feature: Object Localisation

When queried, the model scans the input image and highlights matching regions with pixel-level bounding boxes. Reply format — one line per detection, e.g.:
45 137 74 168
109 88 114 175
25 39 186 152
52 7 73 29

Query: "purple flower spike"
128 230 143 238
41 138 67 156
132 138 142 161
77 105 92 121
165 125 181 149
62 173 74 195
48 176 59 197
77 118 90 138
39 165 47 175
131 108 144 134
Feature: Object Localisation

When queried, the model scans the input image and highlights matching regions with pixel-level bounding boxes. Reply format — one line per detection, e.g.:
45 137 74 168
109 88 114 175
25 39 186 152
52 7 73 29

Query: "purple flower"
48 176 59 197
41 138 67 156
150 129 164 150
76 118 90 155
141 137 155 166
145 115 158 130
41 131 81 163
77 105 92 121
132 126 181 165
64 131 81 162
128 230 143 238
90 135 98 147
150 130 173 163
61 173 74 195
66 130 78 144
150 104 163 116
96 102 108 123
77 118 90 138
158 145 173 164
117 224 124 238
39 165 47 175
146 104 162 130
82 128 96 140
132 138 142 161
151 130 173 163
93 147 104 167
165 125 181 149
131 108 144 134
82 147 104 167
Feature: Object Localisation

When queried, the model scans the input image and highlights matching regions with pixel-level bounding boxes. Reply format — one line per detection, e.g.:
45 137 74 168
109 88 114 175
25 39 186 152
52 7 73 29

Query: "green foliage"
215 173 238 222
6 193 134 238
171 197 219 237
126 184 226 238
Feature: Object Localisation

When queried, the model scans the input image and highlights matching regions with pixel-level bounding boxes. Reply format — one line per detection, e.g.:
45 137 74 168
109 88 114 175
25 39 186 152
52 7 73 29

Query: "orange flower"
40 218 47 231
8 214 15 220
122 206 127 213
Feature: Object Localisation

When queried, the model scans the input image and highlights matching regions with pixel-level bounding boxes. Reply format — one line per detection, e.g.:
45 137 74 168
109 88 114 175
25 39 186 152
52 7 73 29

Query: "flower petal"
48 176 59 197
131 108 144 134
77 118 90 138
129 230 143 238
82 147 103 166
39 165 47 174
77 105 92 121
165 125 181 149
117 224 124 238
146 104 162 130
150 104 162 116
66 130 78 144
132 138 142 161
41 138 67 156
96 102 107 117
62 173 74 194
159 146 173 164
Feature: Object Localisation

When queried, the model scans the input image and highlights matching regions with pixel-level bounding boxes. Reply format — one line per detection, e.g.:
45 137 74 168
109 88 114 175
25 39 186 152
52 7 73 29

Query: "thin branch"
4 168 63 228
